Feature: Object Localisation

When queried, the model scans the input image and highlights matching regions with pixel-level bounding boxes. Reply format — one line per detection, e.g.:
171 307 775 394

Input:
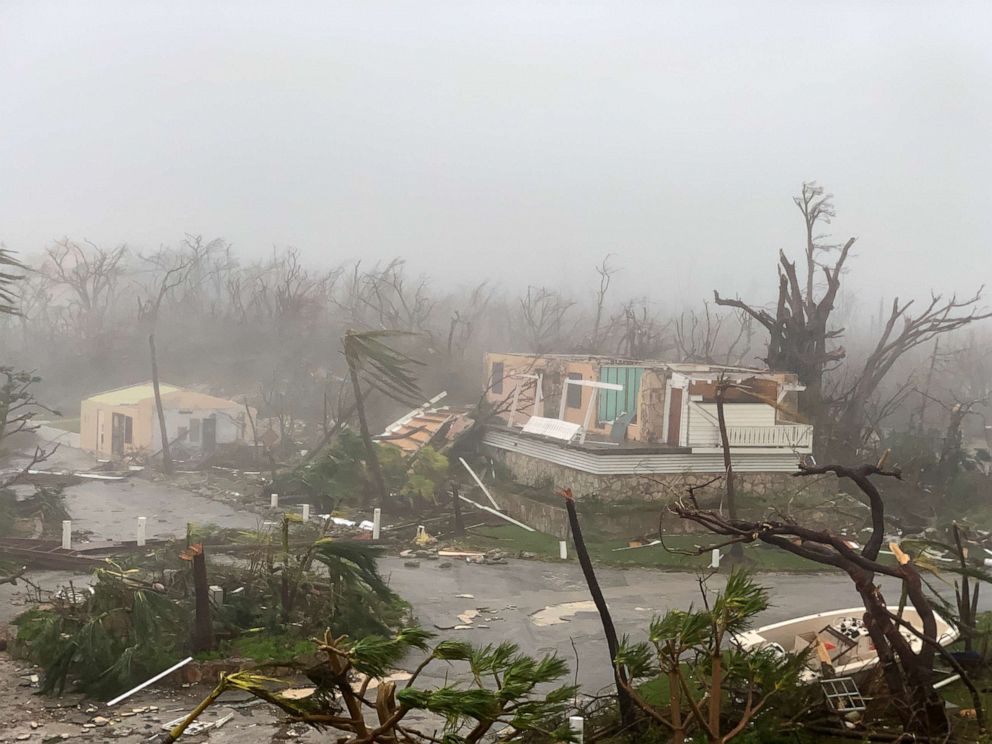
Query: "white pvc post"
559 540 568 560
711 548 721 569
459 457 501 511
61 520 72 551
301 503 310 521
209 585 224 607
558 380 569 420
270 492 279 509
137 517 147 547
372 508 382 540
508 384 521 427
569 716 584 744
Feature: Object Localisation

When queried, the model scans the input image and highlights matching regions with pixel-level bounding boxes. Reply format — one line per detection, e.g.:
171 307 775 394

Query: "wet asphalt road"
380 556 971 691
9 435 989 695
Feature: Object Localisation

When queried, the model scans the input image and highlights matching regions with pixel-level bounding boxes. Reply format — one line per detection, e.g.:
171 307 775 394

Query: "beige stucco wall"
80 399 156 457
80 389 252 457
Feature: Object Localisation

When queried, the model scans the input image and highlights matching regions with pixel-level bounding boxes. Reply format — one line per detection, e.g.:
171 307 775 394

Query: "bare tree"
42 238 128 340
716 183 991 459
675 303 753 365
615 300 670 359
670 460 976 738
515 286 575 352
830 292 992 459
0 368 59 448
589 254 618 351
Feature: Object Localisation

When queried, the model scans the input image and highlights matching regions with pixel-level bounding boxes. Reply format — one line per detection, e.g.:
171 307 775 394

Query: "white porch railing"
725 424 813 449
689 423 813 449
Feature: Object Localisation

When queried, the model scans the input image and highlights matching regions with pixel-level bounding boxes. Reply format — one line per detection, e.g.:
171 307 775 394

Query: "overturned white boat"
735 606 959 681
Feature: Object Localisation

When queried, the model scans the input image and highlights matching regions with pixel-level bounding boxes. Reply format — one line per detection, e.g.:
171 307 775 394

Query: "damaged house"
80 383 255 459
482 353 812 502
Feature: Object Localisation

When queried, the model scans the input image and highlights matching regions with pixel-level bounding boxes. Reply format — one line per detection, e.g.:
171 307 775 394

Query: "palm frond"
343 330 424 406
0 247 24 315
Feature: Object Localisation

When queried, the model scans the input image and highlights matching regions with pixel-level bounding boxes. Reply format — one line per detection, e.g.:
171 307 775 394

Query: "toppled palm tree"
342 330 423 507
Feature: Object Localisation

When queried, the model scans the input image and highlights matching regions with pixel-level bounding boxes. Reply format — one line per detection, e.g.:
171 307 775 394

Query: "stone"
403 560 421 568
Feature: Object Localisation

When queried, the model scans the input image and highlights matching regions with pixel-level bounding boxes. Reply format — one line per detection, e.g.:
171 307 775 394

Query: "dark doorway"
202 416 217 455
111 413 132 458
667 388 683 446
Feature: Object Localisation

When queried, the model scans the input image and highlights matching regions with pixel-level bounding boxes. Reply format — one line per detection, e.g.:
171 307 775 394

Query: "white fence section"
686 402 811 451
521 416 583 442
725 424 813 449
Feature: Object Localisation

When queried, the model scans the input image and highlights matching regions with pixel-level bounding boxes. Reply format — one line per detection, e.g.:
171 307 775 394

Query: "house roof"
378 404 473 454
84 383 243 409
85 382 181 405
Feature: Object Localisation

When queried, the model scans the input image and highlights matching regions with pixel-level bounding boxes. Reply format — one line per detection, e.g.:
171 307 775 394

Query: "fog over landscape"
3 3 992 742
3 1 990 302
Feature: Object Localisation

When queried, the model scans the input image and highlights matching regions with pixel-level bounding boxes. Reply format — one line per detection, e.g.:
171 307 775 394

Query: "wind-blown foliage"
343 329 425 507
14 528 407 698
616 569 810 744
167 629 578 744
0 247 24 315
15 567 185 696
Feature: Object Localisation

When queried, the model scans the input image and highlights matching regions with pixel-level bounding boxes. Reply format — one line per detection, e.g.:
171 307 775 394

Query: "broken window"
566 372 583 408
189 418 201 442
491 361 504 394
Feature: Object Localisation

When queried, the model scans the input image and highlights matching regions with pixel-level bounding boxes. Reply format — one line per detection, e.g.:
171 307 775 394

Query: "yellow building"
80 382 253 459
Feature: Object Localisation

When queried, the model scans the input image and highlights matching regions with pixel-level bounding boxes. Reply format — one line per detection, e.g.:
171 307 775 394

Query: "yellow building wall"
80 387 252 457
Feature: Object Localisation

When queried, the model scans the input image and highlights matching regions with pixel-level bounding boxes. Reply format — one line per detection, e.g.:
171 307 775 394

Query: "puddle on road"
530 600 597 626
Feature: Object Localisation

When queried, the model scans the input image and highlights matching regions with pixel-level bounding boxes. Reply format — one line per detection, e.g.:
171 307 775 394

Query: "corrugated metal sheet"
483 430 803 474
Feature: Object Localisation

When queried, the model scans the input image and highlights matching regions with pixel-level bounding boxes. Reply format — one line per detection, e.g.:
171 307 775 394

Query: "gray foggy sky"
2 1 990 307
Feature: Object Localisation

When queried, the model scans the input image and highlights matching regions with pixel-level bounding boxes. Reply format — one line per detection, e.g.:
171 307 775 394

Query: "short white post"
559 540 568 560
137 517 147 547
301 503 310 521
61 520 72 551
372 508 382 540
711 548 721 569
569 716 584 744
209 585 224 607
270 492 279 509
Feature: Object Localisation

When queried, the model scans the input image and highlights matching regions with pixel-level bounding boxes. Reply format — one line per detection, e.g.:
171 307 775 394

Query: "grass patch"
196 632 316 663
456 524 833 572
